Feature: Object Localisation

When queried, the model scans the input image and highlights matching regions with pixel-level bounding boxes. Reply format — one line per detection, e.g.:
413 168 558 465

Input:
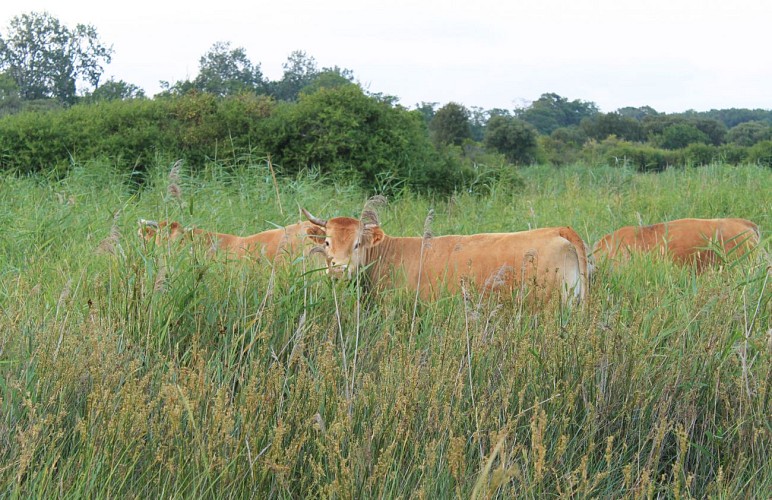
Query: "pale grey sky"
2 0 771 113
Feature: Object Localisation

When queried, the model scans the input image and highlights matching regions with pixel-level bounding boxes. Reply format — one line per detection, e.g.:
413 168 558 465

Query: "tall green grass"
1 159 769 497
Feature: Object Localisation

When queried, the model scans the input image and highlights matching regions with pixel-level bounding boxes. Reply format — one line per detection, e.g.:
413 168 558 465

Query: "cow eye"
354 242 360 249
325 240 330 247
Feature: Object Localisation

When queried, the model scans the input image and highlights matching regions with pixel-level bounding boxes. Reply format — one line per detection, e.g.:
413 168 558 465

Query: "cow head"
302 208 384 278
137 219 187 244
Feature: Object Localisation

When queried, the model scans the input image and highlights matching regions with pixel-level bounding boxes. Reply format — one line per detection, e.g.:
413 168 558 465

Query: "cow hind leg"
560 248 584 307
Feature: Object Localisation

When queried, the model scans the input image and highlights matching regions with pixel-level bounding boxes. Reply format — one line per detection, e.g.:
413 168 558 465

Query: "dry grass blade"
97 210 123 257
411 208 435 333
168 159 183 183
168 159 183 199
422 208 435 243
359 194 388 227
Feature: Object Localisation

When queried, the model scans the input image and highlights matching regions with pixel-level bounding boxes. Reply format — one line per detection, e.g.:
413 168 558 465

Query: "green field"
1 160 770 497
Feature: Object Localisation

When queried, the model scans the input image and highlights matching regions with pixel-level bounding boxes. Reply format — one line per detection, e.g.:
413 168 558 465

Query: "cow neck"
364 234 422 278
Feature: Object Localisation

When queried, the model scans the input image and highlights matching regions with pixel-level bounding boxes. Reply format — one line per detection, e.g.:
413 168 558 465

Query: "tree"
192 41 265 96
692 118 726 146
484 115 539 164
159 41 265 97
0 12 113 104
658 124 710 149
414 102 438 124
83 78 145 102
300 66 355 95
726 121 772 147
429 102 471 146
0 71 22 116
616 106 658 120
271 50 319 101
516 93 599 135
580 112 645 142
261 85 456 192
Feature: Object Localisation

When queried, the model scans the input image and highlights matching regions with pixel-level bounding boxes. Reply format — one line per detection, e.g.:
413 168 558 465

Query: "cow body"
302 211 588 304
593 218 760 270
138 219 324 262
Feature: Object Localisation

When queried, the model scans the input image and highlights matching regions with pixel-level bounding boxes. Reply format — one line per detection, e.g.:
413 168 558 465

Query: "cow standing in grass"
302 209 589 305
592 217 760 270
137 219 324 263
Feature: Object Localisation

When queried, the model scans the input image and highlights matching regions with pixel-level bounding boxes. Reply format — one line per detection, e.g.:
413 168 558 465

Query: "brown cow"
301 209 588 304
137 219 324 262
592 217 760 270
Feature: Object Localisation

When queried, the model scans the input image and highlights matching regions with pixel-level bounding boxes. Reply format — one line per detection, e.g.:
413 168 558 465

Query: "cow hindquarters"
559 243 585 307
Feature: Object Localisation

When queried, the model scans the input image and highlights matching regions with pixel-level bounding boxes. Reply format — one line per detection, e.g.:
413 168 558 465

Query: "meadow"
0 159 769 497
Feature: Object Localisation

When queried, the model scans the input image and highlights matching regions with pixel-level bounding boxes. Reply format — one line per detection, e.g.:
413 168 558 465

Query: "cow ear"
139 225 157 240
168 222 185 239
305 224 326 240
364 224 385 247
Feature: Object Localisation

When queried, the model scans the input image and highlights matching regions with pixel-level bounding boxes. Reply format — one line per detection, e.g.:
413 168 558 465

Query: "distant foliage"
748 140 772 167
582 137 675 172
429 102 472 146
516 92 599 134
726 121 772 146
580 112 645 142
677 107 772 128
658 123 711 150
82 78 145 102
483 115 539 164
0 11 113 104
682 143 718 166
643 115 726 146
270 50 319 102
160 41 266 97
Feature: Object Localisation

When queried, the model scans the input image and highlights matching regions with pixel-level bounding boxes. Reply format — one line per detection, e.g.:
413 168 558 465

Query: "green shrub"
581 137 673 172
483 115 539 164
726 120 772 146
0 88 464 192
260 85 461 193
716 144 749 164
657 123 710 149
682 143 718 166
747 140 772 167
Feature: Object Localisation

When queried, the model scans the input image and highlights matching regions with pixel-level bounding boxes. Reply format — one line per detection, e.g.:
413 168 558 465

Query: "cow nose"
326 261 348 278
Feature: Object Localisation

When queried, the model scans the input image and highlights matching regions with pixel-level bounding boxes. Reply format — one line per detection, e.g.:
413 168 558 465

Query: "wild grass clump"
0 159 769 497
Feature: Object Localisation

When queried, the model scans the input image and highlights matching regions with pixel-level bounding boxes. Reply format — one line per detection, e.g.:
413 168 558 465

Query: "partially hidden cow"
137 219 324 262
592 217 760 270
301 209 589 305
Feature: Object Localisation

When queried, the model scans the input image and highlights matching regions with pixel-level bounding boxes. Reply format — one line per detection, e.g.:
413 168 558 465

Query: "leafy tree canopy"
516 93 599 134
271 50 319 101
616 105 659 120
0 71 22 116
82 78 145 102
300 66 355 96
414 101 438 123
0 11 113 104
160 41 265 97
580 112 645 142
657 123 710 149
429 102 471 146
726 121 772 147
484 115 539 164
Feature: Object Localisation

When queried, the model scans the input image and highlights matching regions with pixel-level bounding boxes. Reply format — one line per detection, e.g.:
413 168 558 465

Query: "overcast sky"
2 0 771 113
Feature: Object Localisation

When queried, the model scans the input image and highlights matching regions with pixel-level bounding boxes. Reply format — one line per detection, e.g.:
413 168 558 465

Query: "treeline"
422 94 772 172
1 11 772 192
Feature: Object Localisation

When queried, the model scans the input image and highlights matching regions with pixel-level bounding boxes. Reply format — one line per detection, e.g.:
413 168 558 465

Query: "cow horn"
138 218 159 228
301 208 327 227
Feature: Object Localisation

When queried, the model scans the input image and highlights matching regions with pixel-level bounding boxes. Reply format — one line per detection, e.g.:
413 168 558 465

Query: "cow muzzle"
327 262 350 279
